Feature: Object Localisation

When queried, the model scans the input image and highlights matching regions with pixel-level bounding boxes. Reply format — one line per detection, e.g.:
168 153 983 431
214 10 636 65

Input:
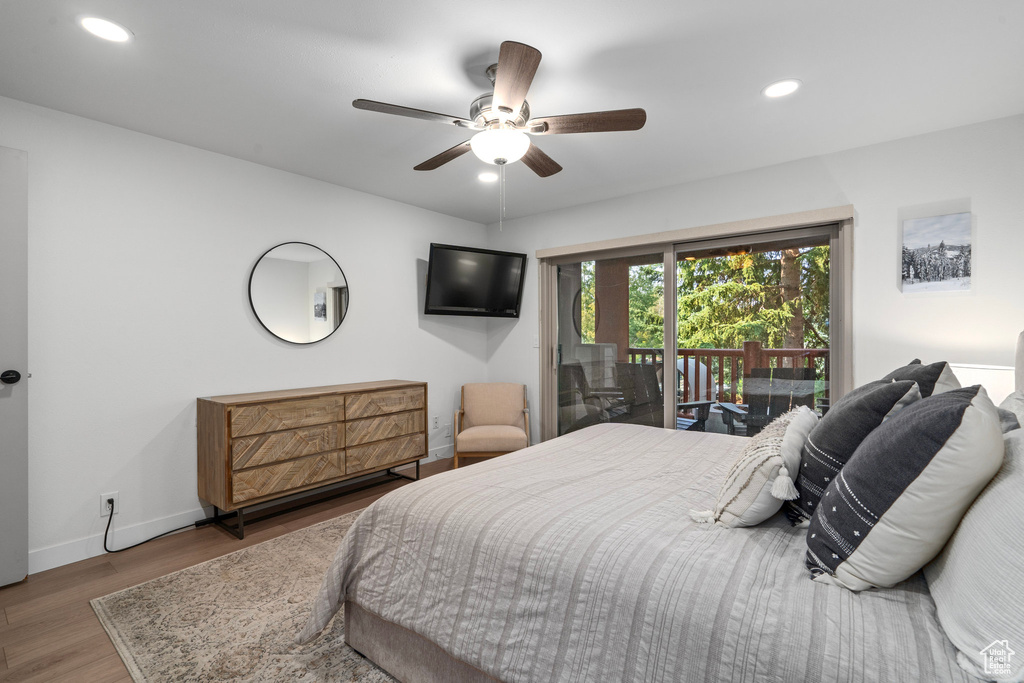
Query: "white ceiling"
3 1 1023 225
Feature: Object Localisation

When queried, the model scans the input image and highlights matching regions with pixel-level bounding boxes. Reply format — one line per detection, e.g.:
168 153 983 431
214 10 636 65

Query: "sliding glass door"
538 212 851 441
673 227 835 437
555 251 668 436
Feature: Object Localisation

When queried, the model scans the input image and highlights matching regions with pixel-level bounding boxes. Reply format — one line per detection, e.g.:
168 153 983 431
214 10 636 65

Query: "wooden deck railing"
627 342 830 403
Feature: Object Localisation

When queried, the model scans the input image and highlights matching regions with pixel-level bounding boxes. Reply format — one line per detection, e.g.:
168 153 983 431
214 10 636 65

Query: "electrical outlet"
100 491 119 517
432 415 439 430
444 422 452 438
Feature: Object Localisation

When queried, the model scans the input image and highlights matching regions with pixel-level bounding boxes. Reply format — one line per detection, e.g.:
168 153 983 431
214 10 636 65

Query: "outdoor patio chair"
719 367 816 436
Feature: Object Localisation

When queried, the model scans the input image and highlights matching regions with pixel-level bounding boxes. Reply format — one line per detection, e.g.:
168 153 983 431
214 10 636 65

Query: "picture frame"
900 211 972 293
313 289 327 321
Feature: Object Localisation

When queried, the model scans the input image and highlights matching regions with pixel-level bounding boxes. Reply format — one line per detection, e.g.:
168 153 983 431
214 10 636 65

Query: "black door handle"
1 370 22 385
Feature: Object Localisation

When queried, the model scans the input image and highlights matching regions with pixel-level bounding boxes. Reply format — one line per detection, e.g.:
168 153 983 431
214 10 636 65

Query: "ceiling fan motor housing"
471 93 530 128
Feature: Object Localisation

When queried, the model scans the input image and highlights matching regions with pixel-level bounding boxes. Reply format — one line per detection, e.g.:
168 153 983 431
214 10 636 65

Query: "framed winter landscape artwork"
313 289 327 321
900 211 972 293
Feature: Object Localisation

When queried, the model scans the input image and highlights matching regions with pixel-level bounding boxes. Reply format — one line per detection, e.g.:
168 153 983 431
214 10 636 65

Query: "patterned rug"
91 510 395 682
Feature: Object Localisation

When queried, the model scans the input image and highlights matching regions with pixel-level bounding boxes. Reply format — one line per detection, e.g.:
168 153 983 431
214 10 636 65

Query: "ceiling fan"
353 41 647 177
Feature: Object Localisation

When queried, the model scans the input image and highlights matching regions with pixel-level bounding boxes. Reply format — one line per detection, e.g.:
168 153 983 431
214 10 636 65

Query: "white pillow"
690 409 803 528
999 389 1024 428
778 405 818 493
924 429 1023 682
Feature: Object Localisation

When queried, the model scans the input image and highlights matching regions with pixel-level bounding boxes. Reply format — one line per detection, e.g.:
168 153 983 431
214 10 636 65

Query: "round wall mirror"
249 242 349 344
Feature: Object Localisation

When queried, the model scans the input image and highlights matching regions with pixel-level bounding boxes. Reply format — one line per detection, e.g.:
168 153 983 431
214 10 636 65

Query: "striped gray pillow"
806 386 1004 591
787 379 921 525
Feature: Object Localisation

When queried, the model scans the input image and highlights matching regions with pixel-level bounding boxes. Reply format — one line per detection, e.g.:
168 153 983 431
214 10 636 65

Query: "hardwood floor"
0 459 452 682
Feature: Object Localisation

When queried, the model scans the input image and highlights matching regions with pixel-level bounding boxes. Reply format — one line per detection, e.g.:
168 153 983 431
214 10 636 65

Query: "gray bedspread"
299 423 969 682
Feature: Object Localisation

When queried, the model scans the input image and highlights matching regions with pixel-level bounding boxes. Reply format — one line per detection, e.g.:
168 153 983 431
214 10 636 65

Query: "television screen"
424 243 527 317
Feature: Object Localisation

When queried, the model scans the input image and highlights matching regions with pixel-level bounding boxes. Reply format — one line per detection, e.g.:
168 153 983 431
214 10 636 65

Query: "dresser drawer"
231 451 345 504
232 424 342 469
347 434 425 474
347 411 424 447
230 396 346 437
346 387 424 420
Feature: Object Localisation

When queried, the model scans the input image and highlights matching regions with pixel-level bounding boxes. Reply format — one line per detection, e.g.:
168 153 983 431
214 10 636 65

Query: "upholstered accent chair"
454 383 530 468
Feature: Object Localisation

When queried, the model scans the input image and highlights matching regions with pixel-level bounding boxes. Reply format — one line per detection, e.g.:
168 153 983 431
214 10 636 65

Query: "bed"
298 333 1024 682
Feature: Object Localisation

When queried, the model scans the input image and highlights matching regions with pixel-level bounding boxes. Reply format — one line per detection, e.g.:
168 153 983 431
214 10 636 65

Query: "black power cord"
101 497 203 553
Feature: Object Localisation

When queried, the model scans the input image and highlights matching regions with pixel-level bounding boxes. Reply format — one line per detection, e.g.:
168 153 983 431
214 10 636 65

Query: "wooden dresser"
198 380 427 536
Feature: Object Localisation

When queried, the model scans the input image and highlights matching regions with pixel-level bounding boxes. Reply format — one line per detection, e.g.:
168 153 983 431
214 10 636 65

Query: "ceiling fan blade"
528 108 647 135
353 99 479 129
414 141 473 171
492 41 542 119
521 143 562 177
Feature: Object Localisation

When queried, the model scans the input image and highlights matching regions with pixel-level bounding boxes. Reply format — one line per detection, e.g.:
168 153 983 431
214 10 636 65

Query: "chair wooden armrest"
452 410 462 467
716 402 748 417
715 402 747 436
523 407 531 447
677 400 714 431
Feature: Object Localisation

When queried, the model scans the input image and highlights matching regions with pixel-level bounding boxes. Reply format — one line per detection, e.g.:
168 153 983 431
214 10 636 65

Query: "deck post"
742 340 763 377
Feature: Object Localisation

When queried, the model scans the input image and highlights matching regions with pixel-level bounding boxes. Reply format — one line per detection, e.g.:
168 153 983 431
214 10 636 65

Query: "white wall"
5 92 1023 573
0 96 494 572
487 115 1024 443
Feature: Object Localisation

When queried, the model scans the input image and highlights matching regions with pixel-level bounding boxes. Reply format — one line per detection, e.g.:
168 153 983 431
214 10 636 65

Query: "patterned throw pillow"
924 429 1024 681
786 379 921 525
690 409 804 528
881 359 960 397
806 386 1004 591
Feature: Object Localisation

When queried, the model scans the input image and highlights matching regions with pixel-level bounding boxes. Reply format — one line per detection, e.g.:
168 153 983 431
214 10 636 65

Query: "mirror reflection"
249 242 349 344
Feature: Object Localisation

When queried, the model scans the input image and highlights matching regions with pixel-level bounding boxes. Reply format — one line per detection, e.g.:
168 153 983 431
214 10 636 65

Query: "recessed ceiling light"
478 172 499 183
762 79 801 98
79 16 133 43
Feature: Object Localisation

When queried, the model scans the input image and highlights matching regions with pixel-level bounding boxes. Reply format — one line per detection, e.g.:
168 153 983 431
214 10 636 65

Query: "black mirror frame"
248 241 349 345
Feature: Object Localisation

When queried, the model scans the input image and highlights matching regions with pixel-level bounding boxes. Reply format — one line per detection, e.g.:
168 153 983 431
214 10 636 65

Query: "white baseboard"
28 506 209 575
29 445 454 575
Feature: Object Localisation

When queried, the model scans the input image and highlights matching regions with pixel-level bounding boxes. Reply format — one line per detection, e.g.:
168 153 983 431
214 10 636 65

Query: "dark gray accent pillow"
805 386 1004 591
786 379 921 525
881 359 960 398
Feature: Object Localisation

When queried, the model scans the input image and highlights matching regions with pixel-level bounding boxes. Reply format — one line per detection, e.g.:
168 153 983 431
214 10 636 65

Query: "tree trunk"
780 249 803 359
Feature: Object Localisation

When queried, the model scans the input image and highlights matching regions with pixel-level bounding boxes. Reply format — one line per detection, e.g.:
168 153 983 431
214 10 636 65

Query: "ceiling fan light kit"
470 128 531 165
353 40 647 177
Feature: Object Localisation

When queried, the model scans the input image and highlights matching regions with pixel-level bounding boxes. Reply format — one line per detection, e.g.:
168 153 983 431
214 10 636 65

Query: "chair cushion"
924 429 1024 681
805 386 1004 591
457 425 528 453
462 383 526 430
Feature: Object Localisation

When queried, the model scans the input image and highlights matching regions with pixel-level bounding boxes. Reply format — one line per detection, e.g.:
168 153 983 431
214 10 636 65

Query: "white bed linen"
300 423 970 682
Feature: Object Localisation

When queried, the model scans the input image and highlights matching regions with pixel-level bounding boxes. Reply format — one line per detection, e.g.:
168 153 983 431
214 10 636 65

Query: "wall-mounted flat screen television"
424 243 527 318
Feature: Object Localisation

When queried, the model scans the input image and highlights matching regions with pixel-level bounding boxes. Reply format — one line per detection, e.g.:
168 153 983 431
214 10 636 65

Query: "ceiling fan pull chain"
499 162 506 231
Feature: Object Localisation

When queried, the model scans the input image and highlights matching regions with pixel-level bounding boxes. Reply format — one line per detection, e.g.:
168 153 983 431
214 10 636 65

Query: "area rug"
91 510 396 682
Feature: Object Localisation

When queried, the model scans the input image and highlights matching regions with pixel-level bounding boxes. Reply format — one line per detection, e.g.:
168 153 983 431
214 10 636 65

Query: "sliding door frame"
537 205 854 441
